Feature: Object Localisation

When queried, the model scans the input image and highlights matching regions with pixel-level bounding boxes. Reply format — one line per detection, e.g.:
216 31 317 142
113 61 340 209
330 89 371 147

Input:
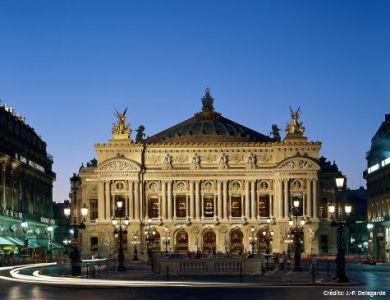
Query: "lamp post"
367 223 374 259
327 175 351 283
63 203 88 277
131 234 140 261
162 226 170 253
112 199 129 271
21 221 28 256
249 227 257 253
47 226 53 259
263 218 274 254
145 218 156 263
291 200 305 271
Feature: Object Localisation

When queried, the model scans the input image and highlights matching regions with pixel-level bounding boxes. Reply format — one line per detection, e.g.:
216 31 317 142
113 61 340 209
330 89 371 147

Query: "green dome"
146 89 273 144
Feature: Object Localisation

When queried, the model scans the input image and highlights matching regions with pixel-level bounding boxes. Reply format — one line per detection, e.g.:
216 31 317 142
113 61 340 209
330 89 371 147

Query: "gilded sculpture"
112 108 132 140
285 106 305 135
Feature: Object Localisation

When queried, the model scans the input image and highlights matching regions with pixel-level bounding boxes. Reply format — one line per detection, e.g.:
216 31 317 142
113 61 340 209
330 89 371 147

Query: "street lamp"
327 175 351 282
291 200 304 271
162 226 170 253
63 203 88 276
249 227 257 253
131 234 140 261
47 226 53 258
112 199 129 271
145 218 156 263
367 223 374 259
262 218 274 254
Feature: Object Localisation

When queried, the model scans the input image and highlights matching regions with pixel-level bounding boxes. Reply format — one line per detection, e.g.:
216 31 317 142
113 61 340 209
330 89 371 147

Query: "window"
231 196 242 217
91 236 98 252
203 195 214 217
89 199 98 221
148 198 159 218
320 197 328 219
176 195 187 218
258 195 270 217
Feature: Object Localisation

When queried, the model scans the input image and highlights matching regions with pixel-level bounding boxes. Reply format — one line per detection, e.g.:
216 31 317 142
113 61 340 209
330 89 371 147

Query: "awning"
6 237 25 246
51 241 63 250
36 239 63 250
0 237 14 246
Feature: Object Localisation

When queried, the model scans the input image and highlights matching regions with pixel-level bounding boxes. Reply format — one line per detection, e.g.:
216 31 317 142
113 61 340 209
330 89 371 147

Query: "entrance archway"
230 229 243 253
175 230 189 253
202 230 216 253
151 231 161 252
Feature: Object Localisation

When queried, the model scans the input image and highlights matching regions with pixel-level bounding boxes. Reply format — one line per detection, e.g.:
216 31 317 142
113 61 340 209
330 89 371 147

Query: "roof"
145 89 274 144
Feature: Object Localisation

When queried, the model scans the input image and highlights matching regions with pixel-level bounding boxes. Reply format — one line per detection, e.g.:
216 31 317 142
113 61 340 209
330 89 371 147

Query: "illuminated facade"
72 90 337 258
0 104 56 255
364 113 390 262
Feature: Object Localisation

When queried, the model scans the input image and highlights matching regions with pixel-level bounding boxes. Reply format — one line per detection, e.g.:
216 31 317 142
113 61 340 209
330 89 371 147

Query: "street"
0 263 389 300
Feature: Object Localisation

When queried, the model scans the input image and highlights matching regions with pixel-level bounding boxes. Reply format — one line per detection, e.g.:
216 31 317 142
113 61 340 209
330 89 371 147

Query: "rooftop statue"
285 106 305 136
112 108 132 140
271 124 281 141
135 125 145 143
194 88 222 121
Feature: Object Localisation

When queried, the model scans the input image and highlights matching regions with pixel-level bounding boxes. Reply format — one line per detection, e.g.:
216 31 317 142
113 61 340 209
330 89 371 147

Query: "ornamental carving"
147 182 159 192
259 154 272 163
203 155 217 163
258 180 269 190
202 181 215 192
278 158 319 171
97 159 140 172
229 181 242 193
146 155 160 164
175 181 187 192
230 154 244 164
174 155 188 164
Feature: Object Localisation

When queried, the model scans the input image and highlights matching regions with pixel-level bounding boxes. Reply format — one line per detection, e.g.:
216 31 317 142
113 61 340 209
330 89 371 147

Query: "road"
0 263 388 300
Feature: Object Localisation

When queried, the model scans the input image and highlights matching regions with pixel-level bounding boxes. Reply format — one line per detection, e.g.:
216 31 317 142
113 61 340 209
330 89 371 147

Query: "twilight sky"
0 0 389 202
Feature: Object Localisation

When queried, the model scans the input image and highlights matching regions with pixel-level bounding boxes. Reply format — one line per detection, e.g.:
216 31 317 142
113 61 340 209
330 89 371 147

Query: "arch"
230 228 243 253
202 230 216 253
174 230 189 253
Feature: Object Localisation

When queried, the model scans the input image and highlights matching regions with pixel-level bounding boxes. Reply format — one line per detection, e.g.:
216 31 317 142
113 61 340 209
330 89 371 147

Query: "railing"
156 256 259 275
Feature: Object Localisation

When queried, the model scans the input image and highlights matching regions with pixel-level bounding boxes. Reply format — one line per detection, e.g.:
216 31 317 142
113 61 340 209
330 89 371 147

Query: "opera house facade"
71 89 336 257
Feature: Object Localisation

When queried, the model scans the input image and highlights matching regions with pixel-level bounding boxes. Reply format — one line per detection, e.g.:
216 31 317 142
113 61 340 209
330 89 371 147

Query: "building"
345 187 368 255
71 89 339 258
0 103 57 259
364 113 390 262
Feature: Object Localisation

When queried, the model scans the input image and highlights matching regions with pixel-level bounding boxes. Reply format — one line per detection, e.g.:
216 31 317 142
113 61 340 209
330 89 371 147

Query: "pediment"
97 158 140 173
277 157 320 171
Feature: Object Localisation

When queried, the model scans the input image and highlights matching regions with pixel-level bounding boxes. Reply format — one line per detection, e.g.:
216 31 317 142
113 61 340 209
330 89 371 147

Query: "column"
307 179 312 218
313 179 318 218
217 181 222 219
162 181 167 220
189 181 194 219
303 193 306 216
223 181 228 220
284 180 289 218
134 181 139 220
139 181 144 221
195 181 200 220
105 181 110 220
251 180 256 220
128 180 134 220
245 181 250 218
270 194 274 218
98 181 105 221
167 181 172 220
278 179 283 219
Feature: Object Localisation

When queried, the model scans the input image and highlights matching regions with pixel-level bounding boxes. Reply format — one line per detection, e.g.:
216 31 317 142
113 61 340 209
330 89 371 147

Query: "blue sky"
0 0 389 202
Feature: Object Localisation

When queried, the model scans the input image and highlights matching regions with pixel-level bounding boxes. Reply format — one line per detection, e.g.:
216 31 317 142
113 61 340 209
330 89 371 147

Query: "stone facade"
72 91 335 258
